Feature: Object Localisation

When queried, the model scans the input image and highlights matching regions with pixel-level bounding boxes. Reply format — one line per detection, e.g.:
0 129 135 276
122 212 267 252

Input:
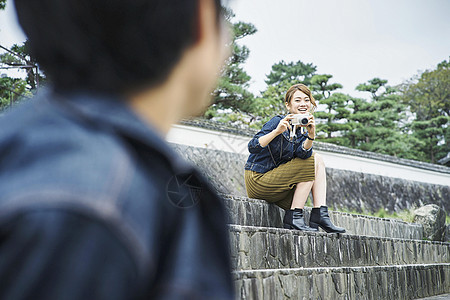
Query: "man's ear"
194 0 218 45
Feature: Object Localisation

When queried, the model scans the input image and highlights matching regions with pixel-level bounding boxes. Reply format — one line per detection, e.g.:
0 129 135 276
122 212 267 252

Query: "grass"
334 206 416 223
306 197 449 224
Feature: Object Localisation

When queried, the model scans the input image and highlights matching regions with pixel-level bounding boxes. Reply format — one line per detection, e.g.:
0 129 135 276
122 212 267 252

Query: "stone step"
224 194 424 240
229 225 450 271
233 263 450 300
416 293 450 299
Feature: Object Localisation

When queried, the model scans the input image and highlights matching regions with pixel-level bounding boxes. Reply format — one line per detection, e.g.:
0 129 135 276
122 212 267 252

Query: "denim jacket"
0 90 234 300
245 115 313 173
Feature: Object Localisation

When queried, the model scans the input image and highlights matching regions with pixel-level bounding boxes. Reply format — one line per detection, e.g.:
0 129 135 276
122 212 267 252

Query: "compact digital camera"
290 113 310 127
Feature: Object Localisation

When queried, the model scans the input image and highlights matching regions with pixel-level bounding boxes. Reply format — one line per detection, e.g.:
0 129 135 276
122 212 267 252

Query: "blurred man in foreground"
0 0 233 299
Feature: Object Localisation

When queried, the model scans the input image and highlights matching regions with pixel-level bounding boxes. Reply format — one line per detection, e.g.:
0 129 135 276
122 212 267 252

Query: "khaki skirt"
244 153 315 210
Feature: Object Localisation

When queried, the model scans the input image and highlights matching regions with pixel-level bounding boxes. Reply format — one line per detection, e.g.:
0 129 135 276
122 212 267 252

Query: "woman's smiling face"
286 90 312 114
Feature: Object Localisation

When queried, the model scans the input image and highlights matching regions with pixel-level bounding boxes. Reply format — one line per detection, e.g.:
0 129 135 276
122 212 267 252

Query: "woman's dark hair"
14 0 222 94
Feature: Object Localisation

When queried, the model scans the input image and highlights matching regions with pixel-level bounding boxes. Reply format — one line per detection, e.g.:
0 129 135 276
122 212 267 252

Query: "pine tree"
400 59 449 163
310 74 352 144
250 60 318 126
207 8 256 119
265 60 316 86
346 78 415 157
0 41 43 111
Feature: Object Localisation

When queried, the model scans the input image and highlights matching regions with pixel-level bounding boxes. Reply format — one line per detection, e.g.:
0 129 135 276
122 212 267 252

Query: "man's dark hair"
14 0 222 94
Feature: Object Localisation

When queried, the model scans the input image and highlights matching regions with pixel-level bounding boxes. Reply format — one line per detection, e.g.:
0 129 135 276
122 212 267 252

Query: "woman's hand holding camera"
306 114 315 140
259 114 315 148
302 114 315 150
273 114 294 135
258 115 294 148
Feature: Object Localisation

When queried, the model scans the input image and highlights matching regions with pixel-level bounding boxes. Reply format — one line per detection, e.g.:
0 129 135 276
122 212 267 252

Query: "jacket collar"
49 90 195 175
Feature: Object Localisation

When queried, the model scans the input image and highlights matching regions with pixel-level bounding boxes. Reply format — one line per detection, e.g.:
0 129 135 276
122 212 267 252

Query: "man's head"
14 0 225 96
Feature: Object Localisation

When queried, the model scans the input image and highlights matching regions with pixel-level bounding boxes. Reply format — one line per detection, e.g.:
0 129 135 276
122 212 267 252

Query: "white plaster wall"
166 124 450 186
167 124 250 154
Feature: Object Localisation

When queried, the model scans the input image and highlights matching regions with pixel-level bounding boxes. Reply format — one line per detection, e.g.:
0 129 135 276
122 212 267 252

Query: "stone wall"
171 143 450 214
171 143 248 197
326 168 450 214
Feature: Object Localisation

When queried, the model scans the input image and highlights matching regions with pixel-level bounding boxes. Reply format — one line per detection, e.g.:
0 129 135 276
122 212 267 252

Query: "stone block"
413 204 446 241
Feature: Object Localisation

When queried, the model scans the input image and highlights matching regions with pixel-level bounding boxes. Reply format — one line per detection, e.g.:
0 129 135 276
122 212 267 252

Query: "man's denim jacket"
0 90 234 299
245 115 313 173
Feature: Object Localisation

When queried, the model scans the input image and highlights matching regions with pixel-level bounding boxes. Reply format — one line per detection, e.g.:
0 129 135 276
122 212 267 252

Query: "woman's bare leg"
311 153 326 207
290 180 313 209
291 153 327 209
308 153 346 233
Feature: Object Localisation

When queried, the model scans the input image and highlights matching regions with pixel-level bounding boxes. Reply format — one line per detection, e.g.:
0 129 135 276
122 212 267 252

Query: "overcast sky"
228 0 450 97
1 0 449 99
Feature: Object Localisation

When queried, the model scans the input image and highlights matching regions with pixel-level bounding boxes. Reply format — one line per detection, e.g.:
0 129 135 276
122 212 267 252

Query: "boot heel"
309 221 319 230
283 224 293 229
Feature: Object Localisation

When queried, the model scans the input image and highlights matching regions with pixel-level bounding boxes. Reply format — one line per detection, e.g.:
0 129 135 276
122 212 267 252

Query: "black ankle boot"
283 208 318 231
309 206 346 233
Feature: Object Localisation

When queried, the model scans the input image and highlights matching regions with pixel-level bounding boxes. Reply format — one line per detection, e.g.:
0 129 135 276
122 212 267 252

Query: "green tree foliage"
249 60 318 126
345 78 419 158
265 60 316 86
206 8 256 119
0 42 44 111
400 59 450 163
311 74 343 99
0 42 43 90
0 0 6 10
253 80 291 123
310 74 351 143
410 116 448 163
401 59 449 119
356 77 388 100
257 79 294 119
0 76 31 112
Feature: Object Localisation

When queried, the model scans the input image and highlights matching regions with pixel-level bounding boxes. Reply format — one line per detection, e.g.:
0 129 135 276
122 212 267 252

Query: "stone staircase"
226 195 450 299
170 143 450 299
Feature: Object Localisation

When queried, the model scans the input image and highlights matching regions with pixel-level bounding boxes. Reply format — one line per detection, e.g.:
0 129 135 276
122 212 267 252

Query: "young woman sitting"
244 83 345 233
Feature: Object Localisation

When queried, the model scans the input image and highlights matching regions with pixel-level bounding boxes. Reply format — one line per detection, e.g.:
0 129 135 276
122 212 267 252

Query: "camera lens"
301 118 308 125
